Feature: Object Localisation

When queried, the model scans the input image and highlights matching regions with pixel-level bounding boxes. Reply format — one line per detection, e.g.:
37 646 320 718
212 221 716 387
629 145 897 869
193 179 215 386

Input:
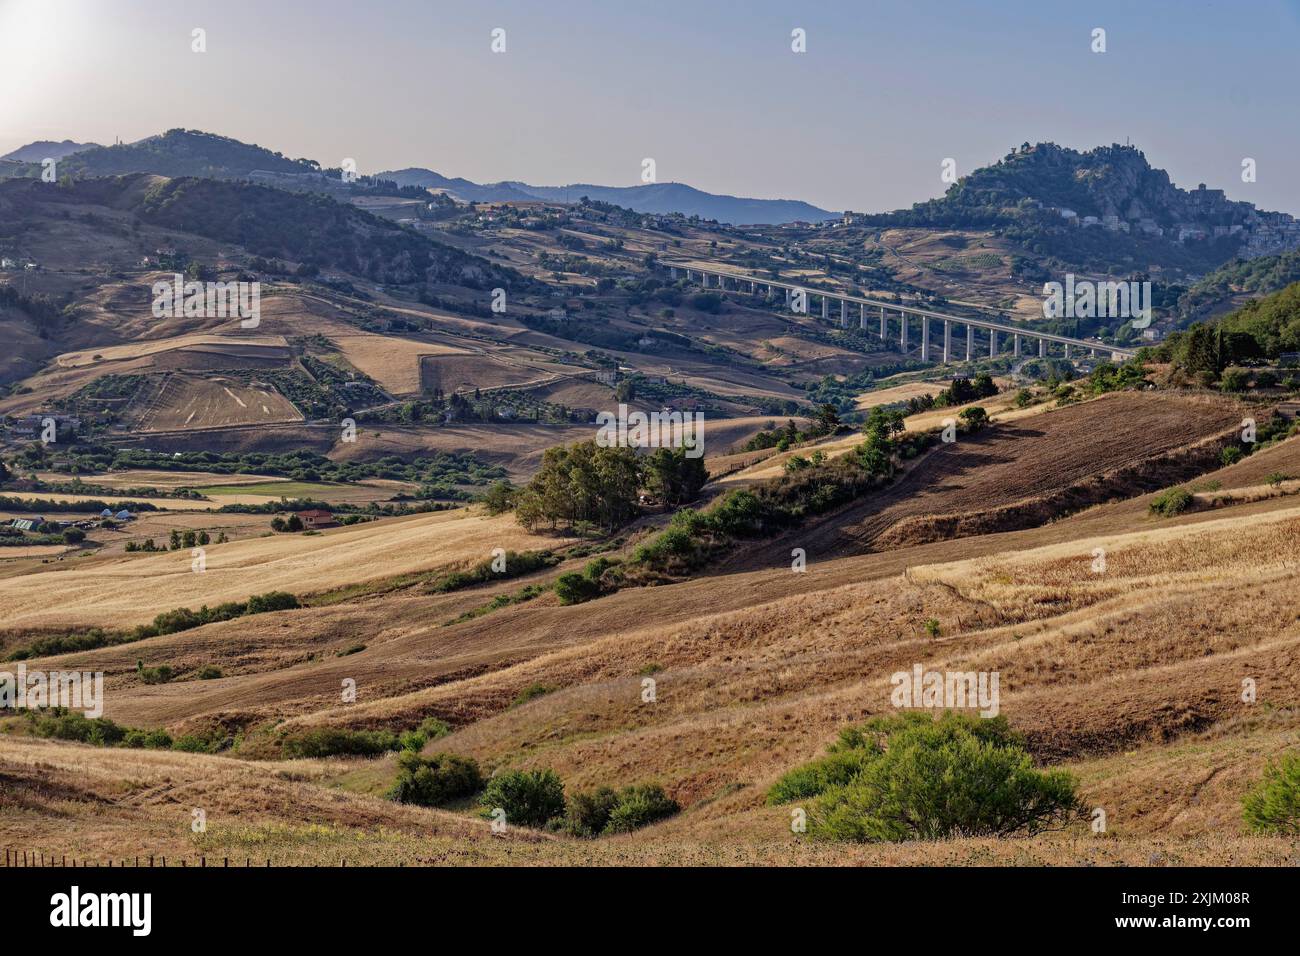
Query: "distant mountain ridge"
378 168 837 225
19 129 315 180
1 139 99 163
0 129 836 225
0 172 524 292
0 130 432 201
869 142 1294 239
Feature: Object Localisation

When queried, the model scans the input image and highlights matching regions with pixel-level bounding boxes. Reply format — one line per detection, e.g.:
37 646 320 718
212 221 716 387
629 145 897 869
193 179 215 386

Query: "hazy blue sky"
2 0 1298 214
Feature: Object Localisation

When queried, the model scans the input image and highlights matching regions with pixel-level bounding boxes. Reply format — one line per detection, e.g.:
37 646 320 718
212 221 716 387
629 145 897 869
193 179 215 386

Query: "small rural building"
298 509 338 529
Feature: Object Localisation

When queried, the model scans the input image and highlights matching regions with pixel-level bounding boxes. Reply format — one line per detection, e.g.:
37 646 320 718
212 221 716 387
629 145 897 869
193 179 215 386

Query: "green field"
198 481 344 497
932 252 1004 273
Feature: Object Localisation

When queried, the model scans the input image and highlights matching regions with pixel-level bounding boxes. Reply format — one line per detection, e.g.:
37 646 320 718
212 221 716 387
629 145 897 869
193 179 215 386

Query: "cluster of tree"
512 441 708 533
1153 282 1300 375
630 408 944 582
34 444 505 488
215 497 453 518
0 284 72 334
0 494 158 514
903 373 999 415
0 524 79 547
1157 323 1264 376
804 362 929 412
743 405 840 453
1178 251 1300 321
163 528 218 548
139 591 300 639
362 389 589 427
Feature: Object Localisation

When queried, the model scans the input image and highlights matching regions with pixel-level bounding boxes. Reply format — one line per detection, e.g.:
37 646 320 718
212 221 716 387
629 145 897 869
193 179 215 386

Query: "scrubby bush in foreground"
1242 753 1300 835
775 712 1084 843
1149 486 1193 517
280 727 401 759
560 783 680 836
388 751 483 807
766 747 880 805
553 557 621 605
479 768 566 827
603 783 680 833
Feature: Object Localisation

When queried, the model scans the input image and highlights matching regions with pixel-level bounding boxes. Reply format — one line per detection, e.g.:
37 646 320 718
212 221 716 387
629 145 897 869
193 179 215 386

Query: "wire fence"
1 848 387 867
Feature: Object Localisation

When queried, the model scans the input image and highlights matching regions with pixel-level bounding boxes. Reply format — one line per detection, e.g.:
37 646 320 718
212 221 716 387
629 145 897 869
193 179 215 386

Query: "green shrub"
560 786 619 837
1219 367 1250 392
388 751 484 806
510 683 555 708
172 732 227 753
5 628 122 662
803 713 1083 842
418 716 452 739
1220 446 1244 466
428 549 557 593
123 728 174 749
1242 753 1300 835
560 783 680 836
767 748 879 804
196 665 223 680
139 591 300 639
479 768 566 828
245 591 300 613
480 480 518 515
136 660 174 685
958 406 989 429
280 727 401 759
554 571 602 605
603 784 680 833
398 730 427 752
1149 486 1193 517
30 710 125 746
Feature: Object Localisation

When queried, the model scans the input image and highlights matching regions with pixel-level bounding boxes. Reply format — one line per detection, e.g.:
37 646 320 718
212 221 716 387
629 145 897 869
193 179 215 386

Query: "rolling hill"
0 139 99 163
3 392 1299 865
378 168 837 225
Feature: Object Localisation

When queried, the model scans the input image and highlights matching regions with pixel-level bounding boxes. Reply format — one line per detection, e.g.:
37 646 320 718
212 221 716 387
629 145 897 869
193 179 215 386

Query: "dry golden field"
0 507 574 630
136 374 303 431
2 389 1297 866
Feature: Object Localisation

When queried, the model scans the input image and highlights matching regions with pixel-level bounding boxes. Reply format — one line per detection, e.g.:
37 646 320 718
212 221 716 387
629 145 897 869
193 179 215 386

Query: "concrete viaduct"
665 262 1137 363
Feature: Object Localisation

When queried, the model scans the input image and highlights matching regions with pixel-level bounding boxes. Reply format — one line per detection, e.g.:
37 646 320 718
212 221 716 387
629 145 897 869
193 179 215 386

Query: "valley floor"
3 390 1299 865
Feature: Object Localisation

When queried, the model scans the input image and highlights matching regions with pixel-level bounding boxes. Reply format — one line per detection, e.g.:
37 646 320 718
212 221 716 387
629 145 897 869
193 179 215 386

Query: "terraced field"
136 373 302 431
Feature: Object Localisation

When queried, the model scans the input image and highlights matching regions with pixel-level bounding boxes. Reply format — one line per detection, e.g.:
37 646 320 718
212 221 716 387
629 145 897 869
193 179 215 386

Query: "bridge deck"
665 260 1138 358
